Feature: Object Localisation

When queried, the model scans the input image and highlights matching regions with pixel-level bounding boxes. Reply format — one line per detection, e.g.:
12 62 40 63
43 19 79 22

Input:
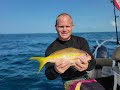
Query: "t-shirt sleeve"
45 47 59 80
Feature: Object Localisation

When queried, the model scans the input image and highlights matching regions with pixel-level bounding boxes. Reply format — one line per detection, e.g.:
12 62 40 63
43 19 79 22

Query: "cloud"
111 20 120 27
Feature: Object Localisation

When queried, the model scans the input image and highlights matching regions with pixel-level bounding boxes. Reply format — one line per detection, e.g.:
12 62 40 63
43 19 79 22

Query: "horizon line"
0 31 119 35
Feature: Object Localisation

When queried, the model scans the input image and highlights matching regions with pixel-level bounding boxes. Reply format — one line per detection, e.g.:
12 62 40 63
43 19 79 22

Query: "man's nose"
63 27 67 31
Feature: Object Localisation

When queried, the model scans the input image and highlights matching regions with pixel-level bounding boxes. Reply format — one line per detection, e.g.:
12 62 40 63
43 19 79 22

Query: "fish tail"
75 82 81 90
30 57 47 73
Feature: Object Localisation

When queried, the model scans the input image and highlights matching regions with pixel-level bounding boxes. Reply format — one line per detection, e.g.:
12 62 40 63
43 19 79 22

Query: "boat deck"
96 75 120 90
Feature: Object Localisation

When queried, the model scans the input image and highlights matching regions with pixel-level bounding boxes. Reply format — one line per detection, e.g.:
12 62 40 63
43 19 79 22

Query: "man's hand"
73 54 91 72
54 60 70 74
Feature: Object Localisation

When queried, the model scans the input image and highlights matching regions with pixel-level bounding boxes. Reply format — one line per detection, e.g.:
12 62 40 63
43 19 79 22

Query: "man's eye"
66 26 70 28
58 26 64 28
58 26 70 28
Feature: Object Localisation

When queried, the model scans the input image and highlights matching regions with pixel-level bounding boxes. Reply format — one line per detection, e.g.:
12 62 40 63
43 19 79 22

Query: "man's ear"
55 25 56 28
55 25 57 30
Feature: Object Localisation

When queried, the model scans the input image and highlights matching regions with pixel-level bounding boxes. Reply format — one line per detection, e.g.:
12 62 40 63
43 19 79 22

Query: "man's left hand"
73 54 91 71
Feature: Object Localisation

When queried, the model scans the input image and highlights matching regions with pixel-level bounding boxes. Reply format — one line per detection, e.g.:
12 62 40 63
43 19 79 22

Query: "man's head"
55 13 74 41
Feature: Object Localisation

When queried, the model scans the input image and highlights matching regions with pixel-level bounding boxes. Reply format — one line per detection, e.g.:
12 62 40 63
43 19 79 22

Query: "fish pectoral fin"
75 82 81 90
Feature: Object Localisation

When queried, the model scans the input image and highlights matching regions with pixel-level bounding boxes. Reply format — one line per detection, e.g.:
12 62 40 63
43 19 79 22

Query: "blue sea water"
0 32 120 90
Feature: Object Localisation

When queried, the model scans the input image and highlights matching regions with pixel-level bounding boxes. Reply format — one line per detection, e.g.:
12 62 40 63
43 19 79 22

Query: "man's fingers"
54 60 70 74
62 63 70 71
55 60 63 66
59 60 69 68
75 61 85 68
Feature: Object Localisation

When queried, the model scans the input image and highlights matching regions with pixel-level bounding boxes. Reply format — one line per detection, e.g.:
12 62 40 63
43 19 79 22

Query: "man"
45 13 96 85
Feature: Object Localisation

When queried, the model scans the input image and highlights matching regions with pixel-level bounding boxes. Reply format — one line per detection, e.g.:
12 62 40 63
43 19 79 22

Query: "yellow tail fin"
30 57 47 73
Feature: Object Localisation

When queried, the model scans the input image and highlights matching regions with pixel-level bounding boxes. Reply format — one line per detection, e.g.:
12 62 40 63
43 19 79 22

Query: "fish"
30 47 91 73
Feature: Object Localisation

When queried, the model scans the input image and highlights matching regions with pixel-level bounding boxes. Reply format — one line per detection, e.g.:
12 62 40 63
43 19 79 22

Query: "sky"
0 0 120 34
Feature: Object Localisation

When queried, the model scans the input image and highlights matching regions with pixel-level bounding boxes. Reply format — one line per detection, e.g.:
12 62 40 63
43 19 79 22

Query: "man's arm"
77 37 96 71
45 47 59 80
45 62 59 80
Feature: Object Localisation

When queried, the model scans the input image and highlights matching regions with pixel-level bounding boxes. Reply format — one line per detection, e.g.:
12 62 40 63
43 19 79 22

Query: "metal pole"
112 1 119 45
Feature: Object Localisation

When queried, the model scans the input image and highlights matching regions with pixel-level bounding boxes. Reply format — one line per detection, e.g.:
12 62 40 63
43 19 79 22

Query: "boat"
88 38 120 90
88 1 120 90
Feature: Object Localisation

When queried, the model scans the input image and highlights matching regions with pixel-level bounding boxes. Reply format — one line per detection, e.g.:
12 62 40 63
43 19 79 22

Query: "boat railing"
93 38 116 58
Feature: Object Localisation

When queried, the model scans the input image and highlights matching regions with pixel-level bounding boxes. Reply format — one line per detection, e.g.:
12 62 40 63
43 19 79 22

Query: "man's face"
55 16 73 41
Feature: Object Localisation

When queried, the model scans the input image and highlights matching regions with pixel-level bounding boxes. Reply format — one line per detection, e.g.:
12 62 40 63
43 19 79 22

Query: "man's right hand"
54 60 70 74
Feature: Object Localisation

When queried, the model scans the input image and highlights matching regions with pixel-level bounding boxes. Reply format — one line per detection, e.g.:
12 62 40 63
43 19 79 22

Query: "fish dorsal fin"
50 47 80 56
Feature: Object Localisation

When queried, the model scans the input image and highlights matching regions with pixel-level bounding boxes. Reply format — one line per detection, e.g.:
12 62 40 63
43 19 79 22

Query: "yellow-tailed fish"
30 47 91 73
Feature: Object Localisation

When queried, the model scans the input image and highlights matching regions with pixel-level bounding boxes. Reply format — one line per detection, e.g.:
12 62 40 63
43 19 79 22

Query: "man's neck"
59 36 71 41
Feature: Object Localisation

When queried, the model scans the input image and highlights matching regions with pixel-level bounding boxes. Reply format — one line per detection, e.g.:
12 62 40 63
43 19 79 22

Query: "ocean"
0 32 120 90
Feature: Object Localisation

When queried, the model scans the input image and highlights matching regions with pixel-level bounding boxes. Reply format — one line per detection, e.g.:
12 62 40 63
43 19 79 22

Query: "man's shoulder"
45 39 58 56
72 35 86 41
47 39 58 49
